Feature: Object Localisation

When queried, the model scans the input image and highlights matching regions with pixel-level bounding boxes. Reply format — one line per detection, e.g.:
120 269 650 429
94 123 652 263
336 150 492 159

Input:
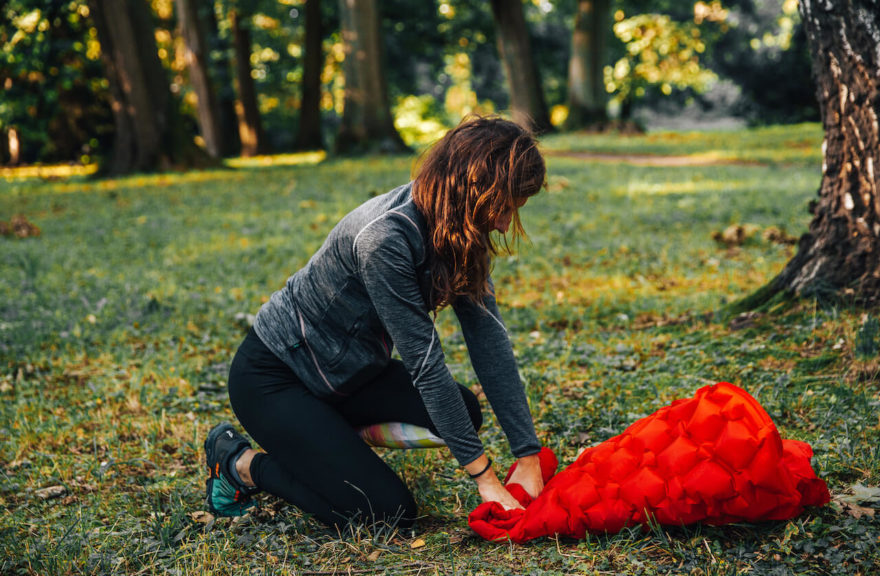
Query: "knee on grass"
336 485 418 532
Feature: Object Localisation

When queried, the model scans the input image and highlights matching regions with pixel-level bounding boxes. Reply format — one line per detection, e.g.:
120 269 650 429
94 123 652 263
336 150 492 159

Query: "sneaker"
204 422 259 516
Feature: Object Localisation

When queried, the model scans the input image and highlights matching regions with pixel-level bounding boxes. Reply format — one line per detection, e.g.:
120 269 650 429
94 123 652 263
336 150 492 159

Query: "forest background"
2 0 815 168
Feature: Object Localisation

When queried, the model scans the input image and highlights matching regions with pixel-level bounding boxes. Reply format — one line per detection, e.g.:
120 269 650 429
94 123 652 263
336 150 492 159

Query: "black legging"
227 328 483 530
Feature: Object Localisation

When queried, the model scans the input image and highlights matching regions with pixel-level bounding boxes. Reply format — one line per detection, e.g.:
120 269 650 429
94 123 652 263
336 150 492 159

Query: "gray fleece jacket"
253 182 540 466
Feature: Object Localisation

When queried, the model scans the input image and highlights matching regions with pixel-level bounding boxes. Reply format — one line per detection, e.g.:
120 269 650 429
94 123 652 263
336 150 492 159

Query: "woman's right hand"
476 474 524 510
466 456 524 510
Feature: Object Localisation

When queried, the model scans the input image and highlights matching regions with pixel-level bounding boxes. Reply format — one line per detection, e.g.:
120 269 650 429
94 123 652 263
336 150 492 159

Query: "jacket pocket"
325 314 363 369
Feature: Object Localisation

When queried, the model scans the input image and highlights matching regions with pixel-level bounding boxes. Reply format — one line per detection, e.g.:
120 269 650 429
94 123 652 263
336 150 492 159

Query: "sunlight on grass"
619 177 761 196
0 162 98 181
225 150 326 168
541 123 823 166
501 266 778 311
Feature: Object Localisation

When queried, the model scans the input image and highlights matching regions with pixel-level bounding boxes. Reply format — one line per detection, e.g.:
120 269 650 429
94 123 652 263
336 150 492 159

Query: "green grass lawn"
2 124 878 575
541 123 825 166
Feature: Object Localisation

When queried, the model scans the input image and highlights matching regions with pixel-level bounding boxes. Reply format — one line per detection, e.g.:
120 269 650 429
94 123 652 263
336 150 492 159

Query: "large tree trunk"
737 0 880 310
295 0 324 150
489 0 553 133
89 0 204 173
335 0 408 155
230 7 268 157
565 0 610 129
177 0 225 158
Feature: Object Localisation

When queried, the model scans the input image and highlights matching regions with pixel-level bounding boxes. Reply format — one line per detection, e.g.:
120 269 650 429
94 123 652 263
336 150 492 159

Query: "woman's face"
492 196 528 233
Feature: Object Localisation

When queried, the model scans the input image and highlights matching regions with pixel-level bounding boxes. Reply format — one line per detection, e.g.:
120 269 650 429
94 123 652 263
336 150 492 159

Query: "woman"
204 116 547 530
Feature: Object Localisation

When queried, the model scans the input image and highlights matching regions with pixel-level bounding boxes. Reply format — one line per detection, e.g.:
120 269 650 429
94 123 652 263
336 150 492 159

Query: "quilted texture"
469 382 830 542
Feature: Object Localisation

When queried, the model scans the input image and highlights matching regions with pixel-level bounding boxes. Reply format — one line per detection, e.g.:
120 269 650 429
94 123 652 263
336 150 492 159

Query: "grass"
2 123 878 575
541 123 825 166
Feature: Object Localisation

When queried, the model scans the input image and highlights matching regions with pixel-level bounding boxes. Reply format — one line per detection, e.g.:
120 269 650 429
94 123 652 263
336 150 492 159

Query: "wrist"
468 458 493 479
464 454 490 477
465 456 500 486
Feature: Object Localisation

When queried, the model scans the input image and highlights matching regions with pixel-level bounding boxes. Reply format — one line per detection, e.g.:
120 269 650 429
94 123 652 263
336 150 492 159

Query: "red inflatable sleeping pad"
469 382 830 542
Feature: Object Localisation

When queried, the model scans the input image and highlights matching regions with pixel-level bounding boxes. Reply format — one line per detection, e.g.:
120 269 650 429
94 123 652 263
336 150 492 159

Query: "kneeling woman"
205 116 547 530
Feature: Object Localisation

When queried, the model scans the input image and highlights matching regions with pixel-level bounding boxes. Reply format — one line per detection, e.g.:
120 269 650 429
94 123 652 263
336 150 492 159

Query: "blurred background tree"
0 0 111 166
1 0 820 171
228 0 270 156
603 11 718 121
177 0 239 158
707 0 817 124
566 0 611 129
335 0 408 154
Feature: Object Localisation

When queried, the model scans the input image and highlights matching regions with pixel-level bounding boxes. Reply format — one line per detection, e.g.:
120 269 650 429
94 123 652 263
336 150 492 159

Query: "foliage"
605 12 718 117
707 0 817 123
1 0 824 166
0 0 111 164
2 124 878 575
392 95 448 149
215 0 314 151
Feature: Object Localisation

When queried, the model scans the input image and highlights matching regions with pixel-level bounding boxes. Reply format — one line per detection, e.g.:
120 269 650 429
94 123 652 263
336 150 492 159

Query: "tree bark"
335 0 408 155
230 7 268 157
565 0 610 129
177 0 225 158
737 0 880 309
90 0 205 173
203 1 242 157
489 0 553 133
295 0 324 150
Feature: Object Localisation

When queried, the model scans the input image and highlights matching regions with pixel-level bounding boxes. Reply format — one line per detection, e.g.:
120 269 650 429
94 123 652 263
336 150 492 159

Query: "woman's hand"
466 456 524 510
505 453 544 499
476 473 525 510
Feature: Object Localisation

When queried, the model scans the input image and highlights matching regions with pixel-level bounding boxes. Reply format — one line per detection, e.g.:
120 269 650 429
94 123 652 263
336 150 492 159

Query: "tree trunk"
89 0 205 173
177 0 225 158
203 1 242 157
7 127 20 166
230 7 268 157
335 0 408 155
295 0 324 150
736 0 880 310
565 0 610 129
489 0 553 133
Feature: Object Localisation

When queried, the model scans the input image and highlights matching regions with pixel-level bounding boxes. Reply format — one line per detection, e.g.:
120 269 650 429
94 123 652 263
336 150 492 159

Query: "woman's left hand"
506 453 544 499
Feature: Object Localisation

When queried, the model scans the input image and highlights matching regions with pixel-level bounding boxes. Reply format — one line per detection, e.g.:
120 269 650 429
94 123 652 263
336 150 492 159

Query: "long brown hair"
412 116 546 309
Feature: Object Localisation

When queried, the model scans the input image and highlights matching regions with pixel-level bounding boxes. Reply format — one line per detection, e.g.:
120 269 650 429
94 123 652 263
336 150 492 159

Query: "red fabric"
469 382 830 542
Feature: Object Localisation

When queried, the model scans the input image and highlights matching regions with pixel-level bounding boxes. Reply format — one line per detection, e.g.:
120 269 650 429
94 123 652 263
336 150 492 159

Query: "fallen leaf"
35 485 67 500
410 538 426 549
190 511 215 524
833 493 877 519
835 498 876 519
851 484 880 504
367 550 382 562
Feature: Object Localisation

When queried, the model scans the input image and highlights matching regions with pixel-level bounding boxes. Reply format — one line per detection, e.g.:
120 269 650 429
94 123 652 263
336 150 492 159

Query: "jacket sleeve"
356 225 485 467
453 277 541 458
